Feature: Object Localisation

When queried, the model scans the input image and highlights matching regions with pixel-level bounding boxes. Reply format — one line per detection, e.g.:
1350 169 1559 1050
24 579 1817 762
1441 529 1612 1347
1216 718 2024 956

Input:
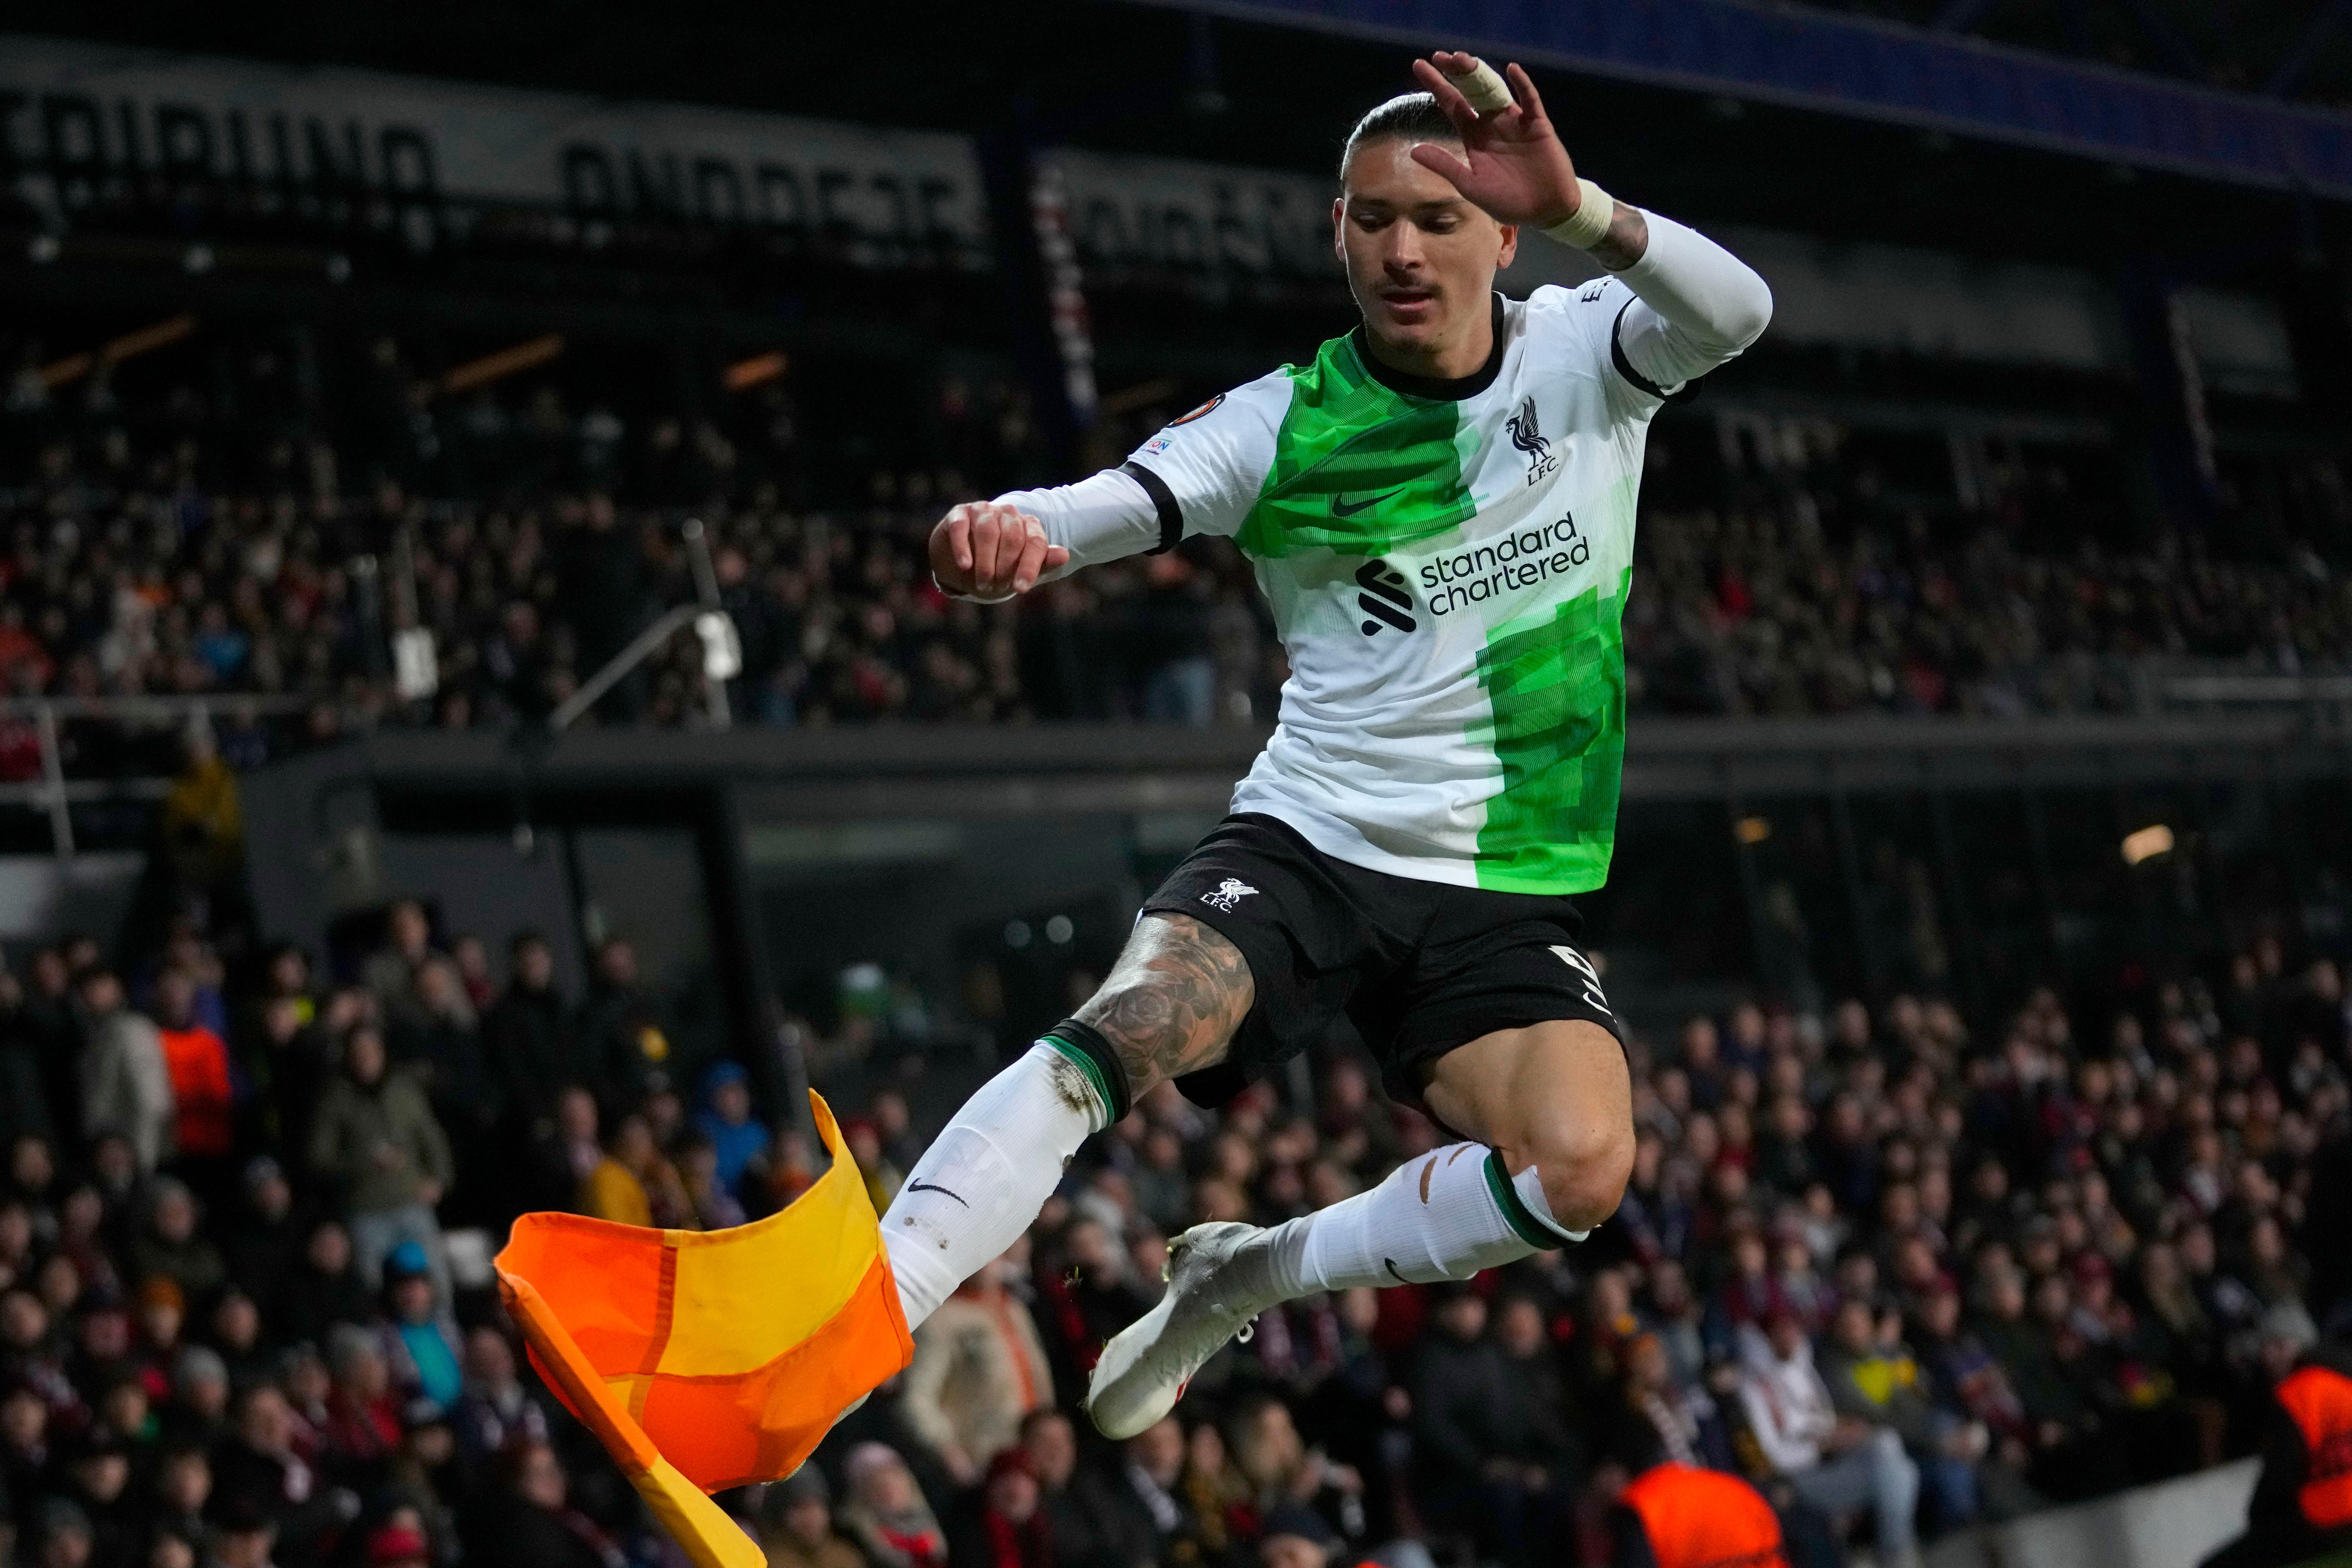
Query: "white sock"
1264 1142 1582 1295
880 1042 1108 1330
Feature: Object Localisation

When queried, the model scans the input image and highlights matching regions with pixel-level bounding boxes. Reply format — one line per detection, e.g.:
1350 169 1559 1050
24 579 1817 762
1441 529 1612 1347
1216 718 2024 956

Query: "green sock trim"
1484 1150 1565 1251
1039 1033 1116 1127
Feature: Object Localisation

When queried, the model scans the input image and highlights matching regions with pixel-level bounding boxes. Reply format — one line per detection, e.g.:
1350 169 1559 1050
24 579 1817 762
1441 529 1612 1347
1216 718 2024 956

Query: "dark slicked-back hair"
1338 91 1461 181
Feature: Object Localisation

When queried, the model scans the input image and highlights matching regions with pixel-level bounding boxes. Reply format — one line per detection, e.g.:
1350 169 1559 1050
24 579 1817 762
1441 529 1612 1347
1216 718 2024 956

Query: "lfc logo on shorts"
1200 878 1258 913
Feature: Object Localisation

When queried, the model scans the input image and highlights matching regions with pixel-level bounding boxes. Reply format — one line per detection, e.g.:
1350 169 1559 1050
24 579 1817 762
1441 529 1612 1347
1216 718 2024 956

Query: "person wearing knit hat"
211 1495 279 1568
39 1495 94 1558
365 1519 431 1568
1259 1503 1343 1568
166 1345 232 1448
380 1242 462 1409
693 1059 770 1201
758 1468 863 1568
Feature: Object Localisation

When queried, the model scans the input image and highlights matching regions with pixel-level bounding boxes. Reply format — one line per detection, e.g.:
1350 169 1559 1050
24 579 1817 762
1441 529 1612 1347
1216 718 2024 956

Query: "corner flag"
497 1091 913 1568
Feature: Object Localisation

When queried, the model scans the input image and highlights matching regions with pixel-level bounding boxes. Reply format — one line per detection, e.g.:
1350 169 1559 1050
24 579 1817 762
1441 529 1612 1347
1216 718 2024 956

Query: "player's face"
1335 137 1516 365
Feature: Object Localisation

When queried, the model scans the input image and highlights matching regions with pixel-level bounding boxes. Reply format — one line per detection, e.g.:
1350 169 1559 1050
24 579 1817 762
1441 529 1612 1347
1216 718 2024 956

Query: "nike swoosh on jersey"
1330 489 1401 517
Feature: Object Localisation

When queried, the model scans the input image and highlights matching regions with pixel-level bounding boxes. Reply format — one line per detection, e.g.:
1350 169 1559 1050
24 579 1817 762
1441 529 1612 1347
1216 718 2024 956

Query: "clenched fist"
928 500 1069 602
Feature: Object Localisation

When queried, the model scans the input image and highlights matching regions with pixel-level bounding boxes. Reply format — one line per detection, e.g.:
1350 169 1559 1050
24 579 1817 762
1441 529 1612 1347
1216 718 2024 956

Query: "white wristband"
1541 179 1617 250
1443 58 1515 115
935 574 1016 605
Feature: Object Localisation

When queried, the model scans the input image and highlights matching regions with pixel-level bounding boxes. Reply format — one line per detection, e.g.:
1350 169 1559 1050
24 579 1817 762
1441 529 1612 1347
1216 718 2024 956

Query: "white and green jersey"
1002 212 1771 896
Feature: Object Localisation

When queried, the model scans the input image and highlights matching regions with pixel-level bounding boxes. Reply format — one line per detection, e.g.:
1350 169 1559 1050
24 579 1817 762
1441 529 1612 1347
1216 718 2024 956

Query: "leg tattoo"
1075 915 1254 1101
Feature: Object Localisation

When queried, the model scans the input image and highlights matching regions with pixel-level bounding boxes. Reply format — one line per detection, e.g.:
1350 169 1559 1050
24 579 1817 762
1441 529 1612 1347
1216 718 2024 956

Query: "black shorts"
1140 813 1622 1118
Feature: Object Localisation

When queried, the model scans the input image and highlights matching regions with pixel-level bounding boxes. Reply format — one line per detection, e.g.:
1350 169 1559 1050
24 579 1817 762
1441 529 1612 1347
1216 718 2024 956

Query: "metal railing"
0 652 2337 863
2163 672 2352 706
0 695 311 857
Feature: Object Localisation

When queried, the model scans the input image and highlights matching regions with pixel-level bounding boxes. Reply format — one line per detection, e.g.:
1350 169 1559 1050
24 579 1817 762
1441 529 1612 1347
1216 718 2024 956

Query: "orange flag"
497 1091 913 1568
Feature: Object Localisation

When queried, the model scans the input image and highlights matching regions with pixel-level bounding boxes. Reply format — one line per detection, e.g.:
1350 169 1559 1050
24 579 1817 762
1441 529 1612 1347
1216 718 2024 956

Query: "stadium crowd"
2 335 2350 779
0 873 2343 1568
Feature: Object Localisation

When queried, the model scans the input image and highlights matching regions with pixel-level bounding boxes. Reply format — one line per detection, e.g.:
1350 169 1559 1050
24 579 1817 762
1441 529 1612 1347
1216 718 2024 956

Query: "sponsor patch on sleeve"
1166 393 1224 427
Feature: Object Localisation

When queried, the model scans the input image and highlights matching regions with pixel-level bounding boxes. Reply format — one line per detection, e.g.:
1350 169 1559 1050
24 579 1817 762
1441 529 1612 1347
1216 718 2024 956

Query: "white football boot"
1084 1221 1285 1439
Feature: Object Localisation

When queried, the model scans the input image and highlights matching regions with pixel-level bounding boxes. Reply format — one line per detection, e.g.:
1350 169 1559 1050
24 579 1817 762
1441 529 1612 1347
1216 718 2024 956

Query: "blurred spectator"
1254 1503 1343 1568
484 934 572 1139
1740 1313 1922 1567
761 1469 867 1568
129 1180 226 1299
838 1443 946 1568
365 903 440 1038
579 1115 691 1230
2202 1329 2352 1568
693 1061 770 1202
378 1242 462 1409
225 1158 303 1305
1015 1410 1100 1568
365 1519 434 1568
1606 1332 1728 1475
1068 1415 1196 1568
208 1384 336 1555
525 1087 604 1217
467 1440 621 1568
324 1321 403 1487
449 1324 551 1465
60 1424 138 1566
575 940 671 1111
1035 1219 1150 1397
304 1027 452 1300
152 1443 212 1546
152 970 235 1180
843 1122 903 1219
268 1219 371 1347
944 1448 1052 1568
77 972 173 1173
1818 1299 1984 1532
158 728 245 899
1607 1460 1791 1568
901 1252 1054 1488
1412 1284 1569 1568
1227 1394 1367 1555
401 958 493 1225
33 1495 95 1568
677 1132 746 1230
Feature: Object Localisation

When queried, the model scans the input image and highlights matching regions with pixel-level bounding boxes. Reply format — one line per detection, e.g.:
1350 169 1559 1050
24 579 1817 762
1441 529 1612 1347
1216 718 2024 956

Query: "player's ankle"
1249 1216 1313 1302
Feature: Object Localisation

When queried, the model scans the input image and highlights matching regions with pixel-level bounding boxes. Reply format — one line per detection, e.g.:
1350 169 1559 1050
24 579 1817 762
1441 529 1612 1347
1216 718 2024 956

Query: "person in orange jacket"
1611 1460 1791 1568
2204 1324 2352 1568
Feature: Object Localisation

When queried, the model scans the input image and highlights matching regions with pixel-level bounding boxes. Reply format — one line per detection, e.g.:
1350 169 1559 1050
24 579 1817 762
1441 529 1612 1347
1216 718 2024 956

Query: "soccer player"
896 52 1772 1441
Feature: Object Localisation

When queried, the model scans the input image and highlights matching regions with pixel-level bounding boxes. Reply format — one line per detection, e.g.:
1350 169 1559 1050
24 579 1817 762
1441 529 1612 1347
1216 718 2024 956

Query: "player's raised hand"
929 500 1069 601
1408 54 1585 231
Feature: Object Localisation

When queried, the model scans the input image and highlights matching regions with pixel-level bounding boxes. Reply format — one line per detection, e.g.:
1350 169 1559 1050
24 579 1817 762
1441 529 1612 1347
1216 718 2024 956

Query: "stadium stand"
0 893 2343 1568
4 349 2349 754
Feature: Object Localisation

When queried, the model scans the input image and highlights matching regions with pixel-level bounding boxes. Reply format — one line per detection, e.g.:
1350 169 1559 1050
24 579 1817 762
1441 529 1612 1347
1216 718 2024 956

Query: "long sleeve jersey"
999 212 1771 892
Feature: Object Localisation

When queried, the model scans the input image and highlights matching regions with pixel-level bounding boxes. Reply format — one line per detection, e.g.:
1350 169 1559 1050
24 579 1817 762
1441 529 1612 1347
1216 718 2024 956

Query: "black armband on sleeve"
1120 461 1183 555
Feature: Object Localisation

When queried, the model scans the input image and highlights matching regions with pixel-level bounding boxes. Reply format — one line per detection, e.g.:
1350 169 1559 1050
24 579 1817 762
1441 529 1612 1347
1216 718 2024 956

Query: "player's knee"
1520 1113 1635 1233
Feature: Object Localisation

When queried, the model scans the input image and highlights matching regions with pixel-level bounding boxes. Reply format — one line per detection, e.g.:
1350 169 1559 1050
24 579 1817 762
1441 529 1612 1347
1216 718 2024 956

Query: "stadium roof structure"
1139 0 2352 199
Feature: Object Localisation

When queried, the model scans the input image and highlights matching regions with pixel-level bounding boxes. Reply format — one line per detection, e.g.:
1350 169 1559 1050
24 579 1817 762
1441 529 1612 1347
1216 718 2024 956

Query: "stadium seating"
4 344 2346 765
0 897 2341 1568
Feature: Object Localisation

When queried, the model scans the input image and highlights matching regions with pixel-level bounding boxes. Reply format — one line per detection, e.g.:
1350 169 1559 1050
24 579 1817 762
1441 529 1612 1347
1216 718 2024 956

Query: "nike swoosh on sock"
906 1180 969 1207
